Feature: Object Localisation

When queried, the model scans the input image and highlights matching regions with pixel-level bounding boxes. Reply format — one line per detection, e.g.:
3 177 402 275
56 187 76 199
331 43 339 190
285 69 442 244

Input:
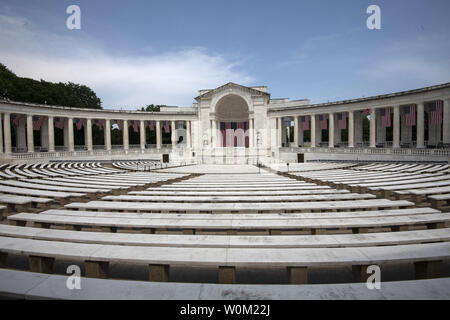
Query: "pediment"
195 82 269 101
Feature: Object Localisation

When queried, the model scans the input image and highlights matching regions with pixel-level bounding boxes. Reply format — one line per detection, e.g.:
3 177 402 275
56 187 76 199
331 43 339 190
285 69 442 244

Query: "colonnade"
0 114 192 154
275 99 450 149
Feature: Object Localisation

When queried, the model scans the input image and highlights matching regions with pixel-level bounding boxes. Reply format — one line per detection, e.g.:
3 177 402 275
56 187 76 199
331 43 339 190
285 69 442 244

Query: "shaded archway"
215 94 250 148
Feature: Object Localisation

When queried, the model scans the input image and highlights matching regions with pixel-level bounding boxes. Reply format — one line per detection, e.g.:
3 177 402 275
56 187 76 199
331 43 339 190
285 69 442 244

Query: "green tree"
0 63 102 109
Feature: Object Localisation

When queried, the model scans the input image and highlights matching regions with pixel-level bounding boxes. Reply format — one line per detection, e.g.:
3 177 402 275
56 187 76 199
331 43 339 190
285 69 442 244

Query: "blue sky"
0 0 449 109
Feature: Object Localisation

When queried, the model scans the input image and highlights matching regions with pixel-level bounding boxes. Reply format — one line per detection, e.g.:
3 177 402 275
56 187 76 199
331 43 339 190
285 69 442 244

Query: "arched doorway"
215 94 250 148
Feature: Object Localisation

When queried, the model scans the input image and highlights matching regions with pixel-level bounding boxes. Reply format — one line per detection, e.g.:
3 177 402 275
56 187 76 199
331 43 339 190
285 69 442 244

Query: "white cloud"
0 13 253 109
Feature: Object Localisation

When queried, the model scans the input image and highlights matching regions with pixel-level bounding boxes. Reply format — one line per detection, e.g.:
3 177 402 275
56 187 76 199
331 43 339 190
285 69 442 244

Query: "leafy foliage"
0 63 102 109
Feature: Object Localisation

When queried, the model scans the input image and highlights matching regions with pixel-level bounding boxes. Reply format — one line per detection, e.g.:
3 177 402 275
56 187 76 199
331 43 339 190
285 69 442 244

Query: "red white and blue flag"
380 108 391 128
301 116 310 131
148 120 155 131
33 116 44 131
404 104 416 126
429 101 443 125
54 117 65 129
319 114 328 130
338 113 347 130
75 118 84 130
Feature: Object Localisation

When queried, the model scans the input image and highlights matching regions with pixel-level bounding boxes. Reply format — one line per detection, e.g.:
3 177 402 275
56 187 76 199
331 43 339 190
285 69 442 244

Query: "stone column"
140 120 146 150
27 115 34 153
328 113 334 148
3 114 11 154
277 118 282 147
417 102 425 148
48 116 55 152
370 108 376 148
348 111 354 148
156 121 161 149
310 115 316 147
444 99 450 144
393 106 400 148
86 119 93 151
68 118 74 152
210 120 216 148
186 121 191 148
123 120 129 150
293 116 299 148
105 119 111 151
249 118 254 148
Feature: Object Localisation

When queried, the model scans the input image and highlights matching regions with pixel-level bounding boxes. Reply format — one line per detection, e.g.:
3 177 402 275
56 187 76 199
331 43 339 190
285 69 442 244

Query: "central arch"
215 94 250 148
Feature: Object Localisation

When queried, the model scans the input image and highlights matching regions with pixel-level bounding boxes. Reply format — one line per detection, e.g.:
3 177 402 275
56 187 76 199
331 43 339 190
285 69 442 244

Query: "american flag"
404 104 416 126
338 113 347 130
429 101 443 125
54 117 65 129
380 108 391 128
11 114 22 127
33 116 44 131
319 114 328 130
163 121 170 133
148 120 155 131
130 120 139 133
301 116 310 131
75 118 84 130
94 119 104 130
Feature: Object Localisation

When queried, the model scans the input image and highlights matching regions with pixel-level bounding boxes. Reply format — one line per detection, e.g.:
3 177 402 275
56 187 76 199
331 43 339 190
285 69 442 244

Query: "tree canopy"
0 63 102 109
140 104 163 112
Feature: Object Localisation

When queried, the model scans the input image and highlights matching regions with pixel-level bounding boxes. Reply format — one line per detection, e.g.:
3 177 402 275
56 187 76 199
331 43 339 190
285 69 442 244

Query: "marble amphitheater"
0 82 449 299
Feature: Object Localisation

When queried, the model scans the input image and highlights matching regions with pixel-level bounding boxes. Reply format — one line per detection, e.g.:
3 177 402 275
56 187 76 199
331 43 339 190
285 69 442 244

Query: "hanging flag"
11 114 22 127
404 104 416 126
380 108 391 128
163 121 170 133
132 120 139 133
33 116 44 131
74 118 83 130
430 101 443 125
148 120 155 131
319 114 328 130
54 117 65 129
338 113 347 130
301 116 310 131
94 119 104 130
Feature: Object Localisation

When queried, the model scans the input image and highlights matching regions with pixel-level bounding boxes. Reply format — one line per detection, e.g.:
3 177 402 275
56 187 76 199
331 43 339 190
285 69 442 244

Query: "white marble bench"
428 194 450 211
101 193 376 203
0 185 85 200
0 195 53 216
9 211 447 234
129 189 350 196
1 224 449 249
1 269 448 299
0 179 111 194
40 207 441 220
63 199 414 213
0 235 448 283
